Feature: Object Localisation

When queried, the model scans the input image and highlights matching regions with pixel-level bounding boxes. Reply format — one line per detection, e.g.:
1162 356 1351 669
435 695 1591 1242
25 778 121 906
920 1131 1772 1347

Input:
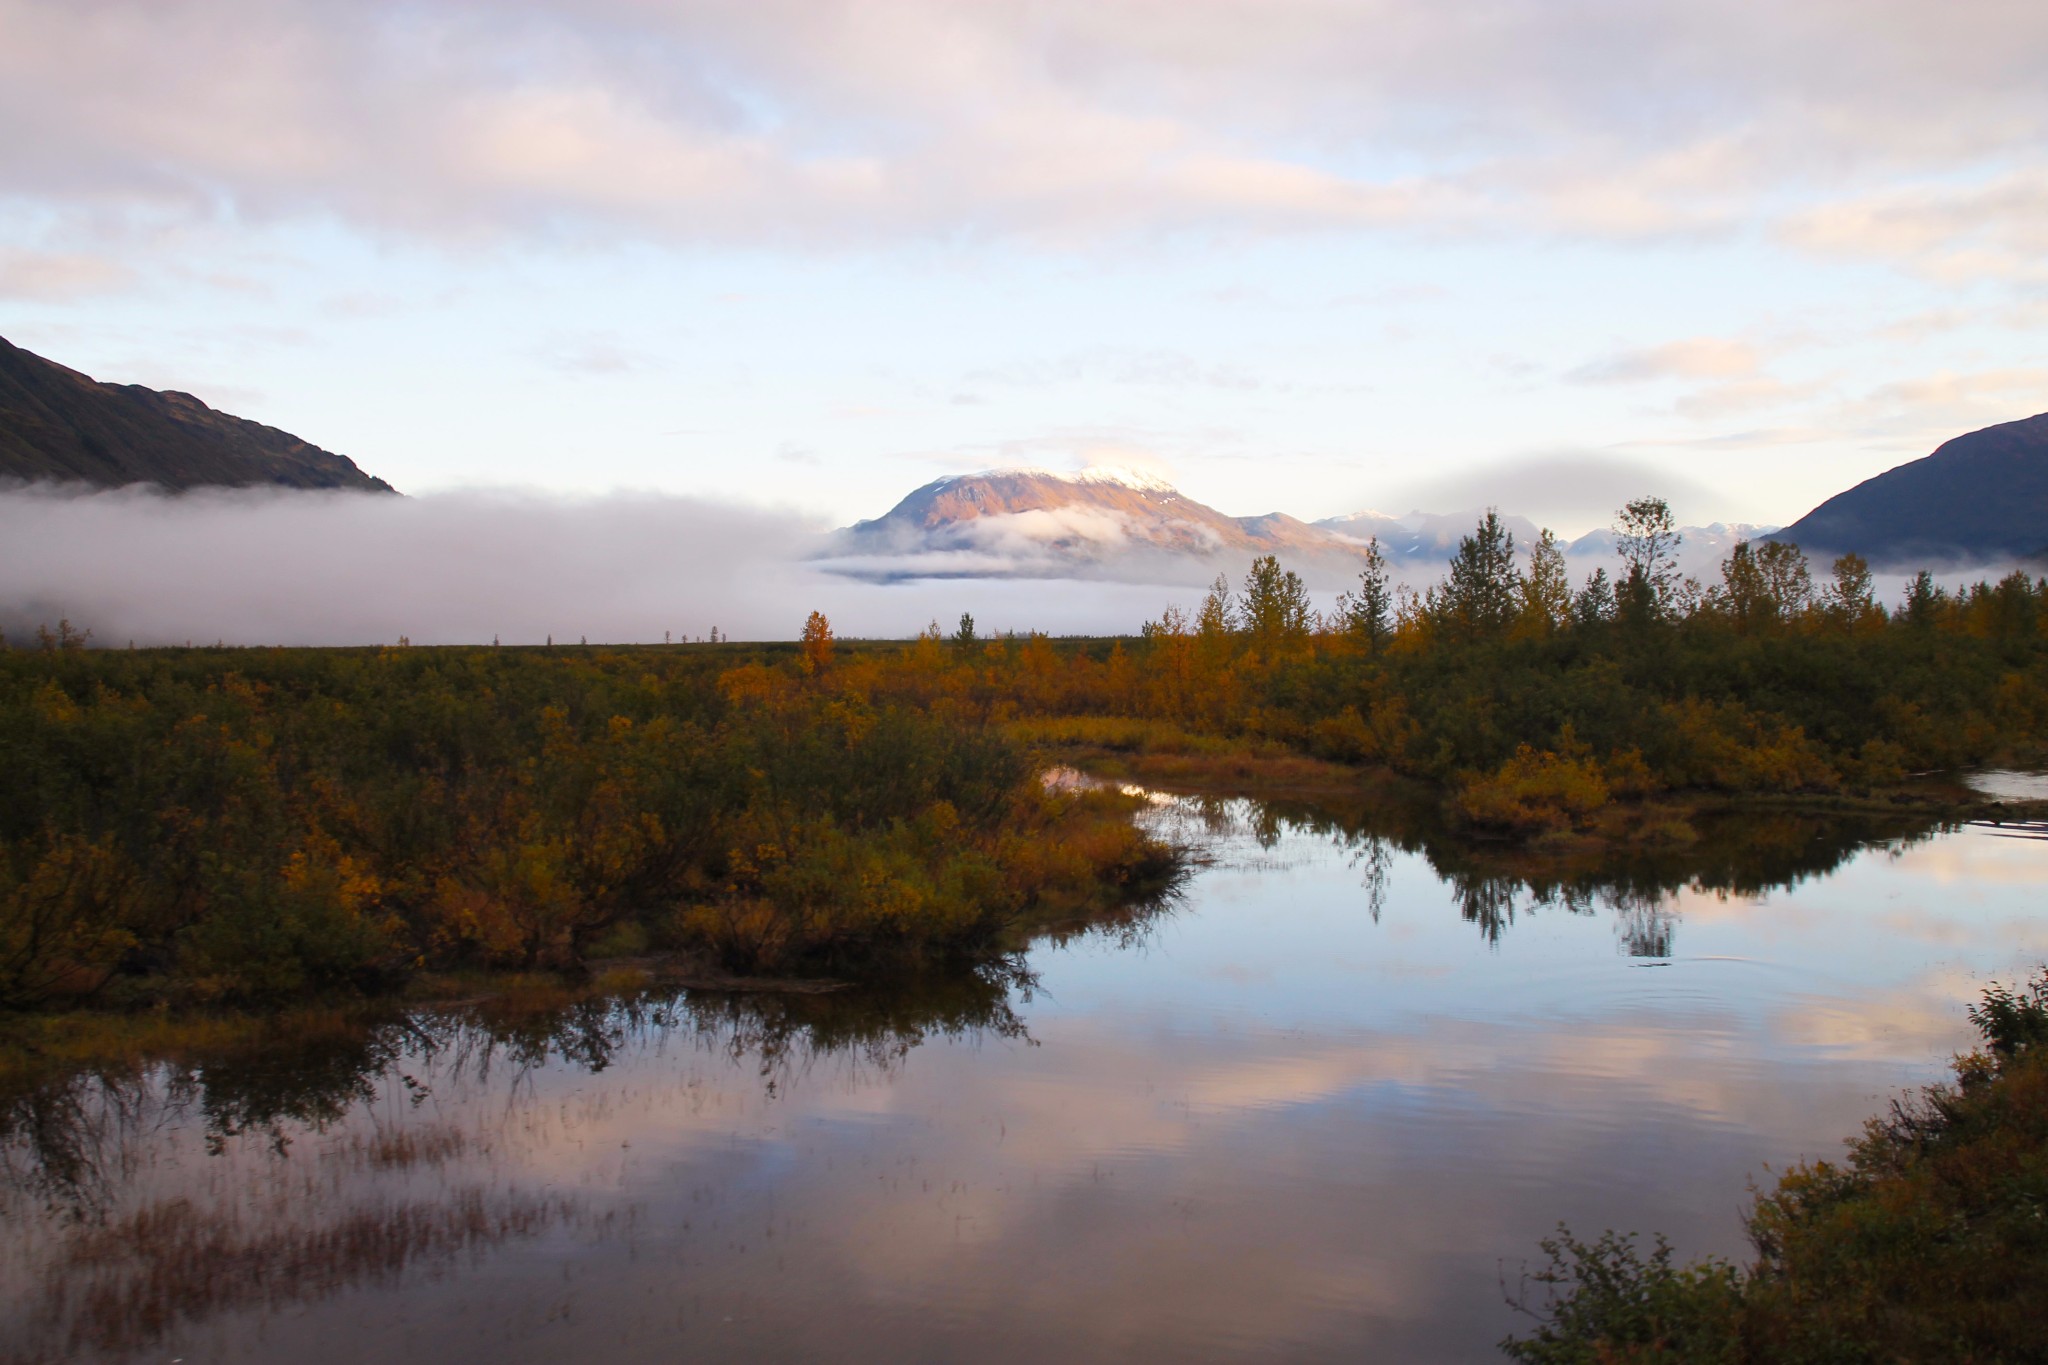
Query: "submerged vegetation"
0 972 1039 1361
1503 969 2048 1364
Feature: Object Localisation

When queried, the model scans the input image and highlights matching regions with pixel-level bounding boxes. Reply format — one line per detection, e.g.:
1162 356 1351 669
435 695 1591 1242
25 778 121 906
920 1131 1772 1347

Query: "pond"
6 791 2048 1364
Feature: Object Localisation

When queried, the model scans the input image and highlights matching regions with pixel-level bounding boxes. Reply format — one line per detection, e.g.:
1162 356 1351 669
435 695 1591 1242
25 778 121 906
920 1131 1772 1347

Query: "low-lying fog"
0 485 2020 646
0 485 1211 645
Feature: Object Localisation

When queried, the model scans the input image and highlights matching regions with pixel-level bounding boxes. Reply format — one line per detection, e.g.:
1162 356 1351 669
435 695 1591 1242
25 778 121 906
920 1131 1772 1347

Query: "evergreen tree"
1574 568 1616 626
1337 537 1395 655
1903 570 1942 628
1442 509 1521 639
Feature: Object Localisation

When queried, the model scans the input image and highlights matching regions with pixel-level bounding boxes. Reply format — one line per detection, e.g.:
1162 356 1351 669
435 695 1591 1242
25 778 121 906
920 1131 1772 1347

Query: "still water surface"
6 793 2048 1363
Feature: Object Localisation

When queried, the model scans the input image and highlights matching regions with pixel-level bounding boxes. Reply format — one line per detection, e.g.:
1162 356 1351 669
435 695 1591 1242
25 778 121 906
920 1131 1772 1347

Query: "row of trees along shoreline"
8 494 2048 1009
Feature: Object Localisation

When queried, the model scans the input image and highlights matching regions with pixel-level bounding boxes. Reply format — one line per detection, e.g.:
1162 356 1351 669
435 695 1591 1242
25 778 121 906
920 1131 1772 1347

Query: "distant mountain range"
6 330 2040 577
827 467 1773 584
1770 412 2048 566
0 335 394 493
838 410 2048 582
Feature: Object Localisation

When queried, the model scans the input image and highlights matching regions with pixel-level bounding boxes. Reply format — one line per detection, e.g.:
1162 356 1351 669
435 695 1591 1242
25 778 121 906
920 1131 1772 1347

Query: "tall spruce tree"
1337 537 1394 655
1442 509 1522 639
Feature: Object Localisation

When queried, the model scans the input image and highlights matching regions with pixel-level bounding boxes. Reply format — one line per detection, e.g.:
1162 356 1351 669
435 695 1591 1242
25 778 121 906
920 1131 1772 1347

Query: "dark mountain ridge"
1770 413 2048 566
0 335 395 493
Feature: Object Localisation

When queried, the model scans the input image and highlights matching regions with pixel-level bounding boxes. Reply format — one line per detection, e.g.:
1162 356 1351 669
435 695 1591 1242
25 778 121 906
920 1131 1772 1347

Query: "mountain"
1569 522 1777 564
1771 413 2048 566
1316 508 1544 559
0 335 395 493
829 468 1372 580
829 467 1780 583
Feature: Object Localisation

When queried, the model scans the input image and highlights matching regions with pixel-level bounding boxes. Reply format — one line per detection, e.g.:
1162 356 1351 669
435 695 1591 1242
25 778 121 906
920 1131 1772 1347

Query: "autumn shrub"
1005 714 1222 755
0 640 1188 1005
677 786 1172 974
679 814 1003 973
176 834 403 1001
1503 968 2048 1364
1453 744 1611 836
995 787 1177 922
0 834 140 1006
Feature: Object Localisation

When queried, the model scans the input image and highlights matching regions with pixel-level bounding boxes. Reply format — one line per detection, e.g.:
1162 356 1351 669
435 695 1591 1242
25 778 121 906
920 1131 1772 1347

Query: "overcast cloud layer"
1 1 2044 532
5 0 2045 264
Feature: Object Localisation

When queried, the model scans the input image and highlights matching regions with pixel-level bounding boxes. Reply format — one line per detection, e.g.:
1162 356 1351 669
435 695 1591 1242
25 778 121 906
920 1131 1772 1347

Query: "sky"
3 0 2046 539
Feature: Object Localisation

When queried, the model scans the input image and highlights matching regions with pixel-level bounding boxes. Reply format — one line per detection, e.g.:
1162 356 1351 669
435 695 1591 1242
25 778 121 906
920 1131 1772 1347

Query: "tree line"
7 495 2045 1010
848 498 2048 835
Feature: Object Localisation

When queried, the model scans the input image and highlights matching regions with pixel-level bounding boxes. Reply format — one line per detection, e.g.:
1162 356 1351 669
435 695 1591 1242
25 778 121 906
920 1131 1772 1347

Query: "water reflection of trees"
1143 792 1952 956
0 959 1045 1361
2 959 1040 1220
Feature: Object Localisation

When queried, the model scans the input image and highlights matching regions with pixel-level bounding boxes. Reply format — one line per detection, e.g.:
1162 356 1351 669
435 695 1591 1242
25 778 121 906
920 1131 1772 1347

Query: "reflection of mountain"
0 334 396 492
825 467 1775 583
1770 412 2048 566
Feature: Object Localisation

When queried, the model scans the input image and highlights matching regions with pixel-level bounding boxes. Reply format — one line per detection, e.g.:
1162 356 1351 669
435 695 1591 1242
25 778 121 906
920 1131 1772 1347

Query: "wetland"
7 788 2046 1363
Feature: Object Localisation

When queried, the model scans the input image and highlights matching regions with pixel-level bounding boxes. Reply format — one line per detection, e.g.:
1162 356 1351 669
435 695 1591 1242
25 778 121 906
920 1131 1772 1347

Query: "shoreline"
7 758 2041 1091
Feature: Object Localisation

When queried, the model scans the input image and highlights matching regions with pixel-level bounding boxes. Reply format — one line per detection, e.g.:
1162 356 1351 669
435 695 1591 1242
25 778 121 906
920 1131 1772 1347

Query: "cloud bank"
2 485 2021 648
0 486 1220 645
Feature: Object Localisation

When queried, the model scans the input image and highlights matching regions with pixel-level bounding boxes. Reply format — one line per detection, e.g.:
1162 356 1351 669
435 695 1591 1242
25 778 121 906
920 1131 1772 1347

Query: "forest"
6 497 2048 1013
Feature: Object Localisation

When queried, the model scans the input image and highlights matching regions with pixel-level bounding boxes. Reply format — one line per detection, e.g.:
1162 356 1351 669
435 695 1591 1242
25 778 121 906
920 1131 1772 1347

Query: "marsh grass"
1010 714 1388 802
11 1188 577 1363
355 1123 473 1170
2 969 1048 1360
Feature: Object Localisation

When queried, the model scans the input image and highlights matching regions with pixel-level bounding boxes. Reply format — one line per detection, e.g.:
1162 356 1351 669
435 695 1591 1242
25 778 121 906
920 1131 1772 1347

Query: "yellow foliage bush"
1454 745 1611 836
